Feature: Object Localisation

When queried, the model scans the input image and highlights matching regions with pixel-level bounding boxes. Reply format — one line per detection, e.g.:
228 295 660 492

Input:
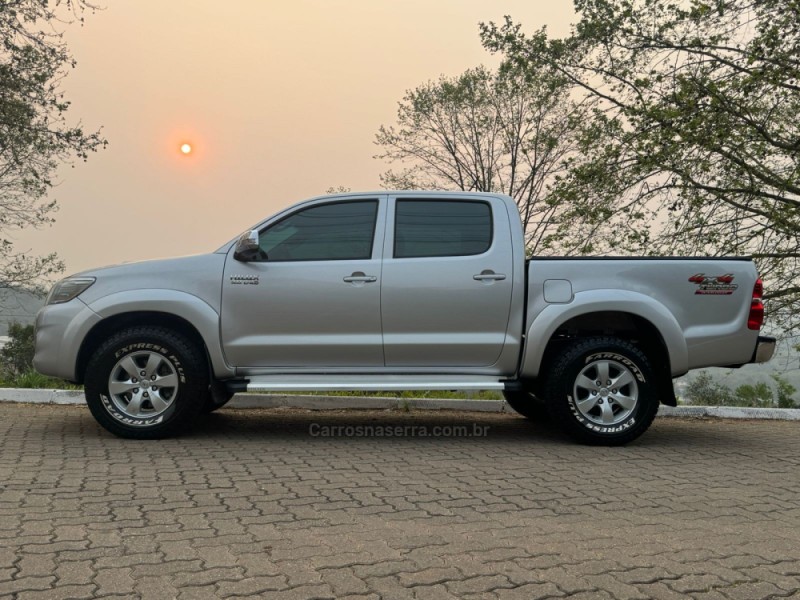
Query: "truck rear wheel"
542 336 658 445
84 326 208 439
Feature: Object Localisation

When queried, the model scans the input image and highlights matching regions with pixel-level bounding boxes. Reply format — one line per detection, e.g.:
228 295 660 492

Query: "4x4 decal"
688 273 738 295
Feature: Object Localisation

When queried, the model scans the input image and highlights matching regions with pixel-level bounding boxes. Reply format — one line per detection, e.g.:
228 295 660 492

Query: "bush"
0 322 35 377
684 372 736 406
734 381 775 408
0 322 79 389
773 374 798 408
684 372 798 408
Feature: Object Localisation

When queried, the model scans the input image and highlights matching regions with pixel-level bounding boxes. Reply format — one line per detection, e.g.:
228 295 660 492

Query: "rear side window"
258 200 378 261
394 200 492 258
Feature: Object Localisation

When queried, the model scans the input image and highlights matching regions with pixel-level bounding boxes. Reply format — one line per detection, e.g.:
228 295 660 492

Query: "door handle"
343 272 377 283
473 270 506 282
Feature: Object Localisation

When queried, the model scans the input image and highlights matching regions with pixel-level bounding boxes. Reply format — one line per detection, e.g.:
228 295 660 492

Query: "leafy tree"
481 0 800 326
375 65 585 254
0 0 105 294
325 186 351 194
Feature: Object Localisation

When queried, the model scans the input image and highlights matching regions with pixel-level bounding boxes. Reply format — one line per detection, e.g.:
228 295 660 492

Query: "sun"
180 143 192 155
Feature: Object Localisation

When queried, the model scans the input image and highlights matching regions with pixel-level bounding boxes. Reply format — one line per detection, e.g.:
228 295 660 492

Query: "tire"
84 326 209 439
203 380 234 413
542 336 659 446
502 390 549 421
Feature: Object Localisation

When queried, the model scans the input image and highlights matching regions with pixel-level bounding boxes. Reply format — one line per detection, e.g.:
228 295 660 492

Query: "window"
394 200 492 258
258 201 378 261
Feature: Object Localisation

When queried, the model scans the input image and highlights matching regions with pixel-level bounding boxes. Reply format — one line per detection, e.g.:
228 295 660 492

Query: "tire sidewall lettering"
567 393 637 434
113 343 186 384
584 352 646 383
100 393 166 427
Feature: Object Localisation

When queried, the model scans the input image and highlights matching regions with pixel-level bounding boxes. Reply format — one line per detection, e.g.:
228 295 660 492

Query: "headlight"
45 277 96 305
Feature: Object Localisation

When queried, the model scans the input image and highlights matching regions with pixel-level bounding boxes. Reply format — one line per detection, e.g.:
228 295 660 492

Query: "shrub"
0 322 35 377
734 382 775 408
684 372 736 406
684 371 798 408
773 374 798 408
0 322 79 389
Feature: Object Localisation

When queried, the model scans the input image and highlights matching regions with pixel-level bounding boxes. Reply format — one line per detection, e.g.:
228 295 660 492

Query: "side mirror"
234 230 261 261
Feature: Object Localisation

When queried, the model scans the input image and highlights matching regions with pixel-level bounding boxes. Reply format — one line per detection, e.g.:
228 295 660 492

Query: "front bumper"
33 298 101 381
750 336 777 364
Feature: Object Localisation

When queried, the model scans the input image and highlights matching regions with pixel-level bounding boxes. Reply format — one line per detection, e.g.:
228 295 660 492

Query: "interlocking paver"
15 555 57 579
215 574 286 597
133 574 181 600
93 567 136 595
52 560 94 586
493 581 564 598
0 403 799 600
15 584 95 600
0 576 55 597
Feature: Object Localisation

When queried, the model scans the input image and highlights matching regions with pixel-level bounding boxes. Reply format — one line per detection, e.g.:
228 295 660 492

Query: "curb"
0 388 85 405
0 389 510 413
0 388 799 421
656 405 800 421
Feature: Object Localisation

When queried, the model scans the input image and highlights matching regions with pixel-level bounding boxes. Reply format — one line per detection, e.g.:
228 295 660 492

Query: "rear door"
380 196 514 367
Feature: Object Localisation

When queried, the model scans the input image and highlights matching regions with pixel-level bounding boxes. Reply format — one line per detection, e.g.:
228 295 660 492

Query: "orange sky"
16 1 576 275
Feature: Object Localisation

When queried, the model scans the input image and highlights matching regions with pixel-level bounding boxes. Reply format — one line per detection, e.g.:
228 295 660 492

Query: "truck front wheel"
542 337 659 445
84 326 208 439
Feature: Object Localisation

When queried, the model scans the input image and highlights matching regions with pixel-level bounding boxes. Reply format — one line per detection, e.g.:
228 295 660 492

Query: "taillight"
748 277 764 330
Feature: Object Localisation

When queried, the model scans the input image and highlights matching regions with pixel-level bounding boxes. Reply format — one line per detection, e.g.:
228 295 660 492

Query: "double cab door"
221 194 514 369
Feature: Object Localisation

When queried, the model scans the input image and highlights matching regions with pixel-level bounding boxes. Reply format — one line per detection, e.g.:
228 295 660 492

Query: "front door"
221 198 385 368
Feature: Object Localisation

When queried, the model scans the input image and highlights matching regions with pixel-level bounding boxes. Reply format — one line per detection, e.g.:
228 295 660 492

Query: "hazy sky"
17 1 576 275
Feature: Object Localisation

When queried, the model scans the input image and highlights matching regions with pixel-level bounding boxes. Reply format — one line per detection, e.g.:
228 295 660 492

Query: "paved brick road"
1 403 799 600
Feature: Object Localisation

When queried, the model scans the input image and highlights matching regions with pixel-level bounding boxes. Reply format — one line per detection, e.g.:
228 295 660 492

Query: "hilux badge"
230 275 259 285
688 273 737 295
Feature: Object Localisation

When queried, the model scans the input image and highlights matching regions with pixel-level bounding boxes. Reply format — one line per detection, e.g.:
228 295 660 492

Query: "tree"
375 65 585 255
1 0 104 295
325 186 351 194
481 0 800 327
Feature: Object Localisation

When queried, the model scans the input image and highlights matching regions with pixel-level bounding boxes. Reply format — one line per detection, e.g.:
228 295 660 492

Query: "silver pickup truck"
33 191 775 444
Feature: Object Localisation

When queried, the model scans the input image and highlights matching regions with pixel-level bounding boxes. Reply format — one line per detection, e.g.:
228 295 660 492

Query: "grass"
0 370 82 390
